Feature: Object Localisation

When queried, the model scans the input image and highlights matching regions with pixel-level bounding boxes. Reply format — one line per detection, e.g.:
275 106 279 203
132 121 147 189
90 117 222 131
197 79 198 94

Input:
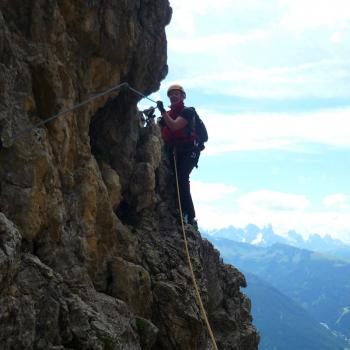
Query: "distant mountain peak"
206 224 350 261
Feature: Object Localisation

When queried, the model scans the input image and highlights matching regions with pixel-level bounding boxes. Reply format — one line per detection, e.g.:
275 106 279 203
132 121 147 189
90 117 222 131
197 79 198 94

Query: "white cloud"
192 184 350 243
323 194 350 210
191 180 236 202
279 0 350 31
198 106 350 155
166 0 350 101
331 32 342 44
198 206 350 243
238 190 310 211
169 30 268 53
168 0 234 35
169 59 350 99
170 0 233 15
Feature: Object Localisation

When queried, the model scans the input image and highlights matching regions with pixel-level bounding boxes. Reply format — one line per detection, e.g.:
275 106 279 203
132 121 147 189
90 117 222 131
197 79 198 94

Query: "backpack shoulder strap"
181 106 196 114
180 107 196 134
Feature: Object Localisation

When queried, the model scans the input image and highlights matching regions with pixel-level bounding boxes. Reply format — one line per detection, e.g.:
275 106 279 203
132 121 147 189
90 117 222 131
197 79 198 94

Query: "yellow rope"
173 149 219 350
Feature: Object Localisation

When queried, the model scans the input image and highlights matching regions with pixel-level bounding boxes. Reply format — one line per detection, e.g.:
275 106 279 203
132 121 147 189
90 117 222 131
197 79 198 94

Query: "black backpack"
185 107 208 151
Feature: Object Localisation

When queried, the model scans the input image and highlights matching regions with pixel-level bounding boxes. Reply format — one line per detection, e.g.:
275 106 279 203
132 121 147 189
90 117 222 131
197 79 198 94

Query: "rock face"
0 1 259 349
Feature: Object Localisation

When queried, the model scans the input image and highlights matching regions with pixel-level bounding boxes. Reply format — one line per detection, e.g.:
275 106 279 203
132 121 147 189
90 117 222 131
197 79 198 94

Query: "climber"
157 84 200 229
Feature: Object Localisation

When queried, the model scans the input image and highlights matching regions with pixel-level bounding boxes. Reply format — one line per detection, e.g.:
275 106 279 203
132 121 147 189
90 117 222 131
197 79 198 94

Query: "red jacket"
161 102 196 145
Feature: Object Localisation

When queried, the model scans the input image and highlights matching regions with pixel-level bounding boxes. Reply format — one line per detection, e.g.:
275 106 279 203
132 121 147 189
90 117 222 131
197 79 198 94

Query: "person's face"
168 90 185 105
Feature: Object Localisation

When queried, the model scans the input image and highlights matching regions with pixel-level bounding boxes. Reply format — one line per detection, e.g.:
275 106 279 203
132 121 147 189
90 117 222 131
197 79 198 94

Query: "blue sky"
140 0 350 243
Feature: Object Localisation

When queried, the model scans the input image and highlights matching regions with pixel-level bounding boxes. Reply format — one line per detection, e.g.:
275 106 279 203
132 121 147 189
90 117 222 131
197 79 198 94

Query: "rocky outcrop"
0 1 259 349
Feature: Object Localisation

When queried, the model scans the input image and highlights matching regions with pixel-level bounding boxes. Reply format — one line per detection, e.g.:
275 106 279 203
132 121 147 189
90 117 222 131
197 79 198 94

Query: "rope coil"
173 149 218 350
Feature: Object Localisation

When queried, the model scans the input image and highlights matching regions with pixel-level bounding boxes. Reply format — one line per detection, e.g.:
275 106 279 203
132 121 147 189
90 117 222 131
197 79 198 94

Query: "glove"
157 101 166 114
157 116 165 126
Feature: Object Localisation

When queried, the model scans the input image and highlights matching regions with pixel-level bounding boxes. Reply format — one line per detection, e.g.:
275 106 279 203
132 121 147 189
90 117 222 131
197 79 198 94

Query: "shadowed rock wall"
0 1 259 349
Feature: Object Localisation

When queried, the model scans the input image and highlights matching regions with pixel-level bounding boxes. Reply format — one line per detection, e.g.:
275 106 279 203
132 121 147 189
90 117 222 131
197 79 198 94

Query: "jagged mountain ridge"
243 272 348 350
206 237 350 342
206 224 350 260
0 1 258 349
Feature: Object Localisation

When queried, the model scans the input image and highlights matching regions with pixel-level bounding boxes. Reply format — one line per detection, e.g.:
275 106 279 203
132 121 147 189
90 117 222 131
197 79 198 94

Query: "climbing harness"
173 149 218 350
7 82 156 142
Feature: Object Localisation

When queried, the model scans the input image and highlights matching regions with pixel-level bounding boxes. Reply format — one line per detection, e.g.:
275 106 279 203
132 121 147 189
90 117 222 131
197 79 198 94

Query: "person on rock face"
157 84 200 229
